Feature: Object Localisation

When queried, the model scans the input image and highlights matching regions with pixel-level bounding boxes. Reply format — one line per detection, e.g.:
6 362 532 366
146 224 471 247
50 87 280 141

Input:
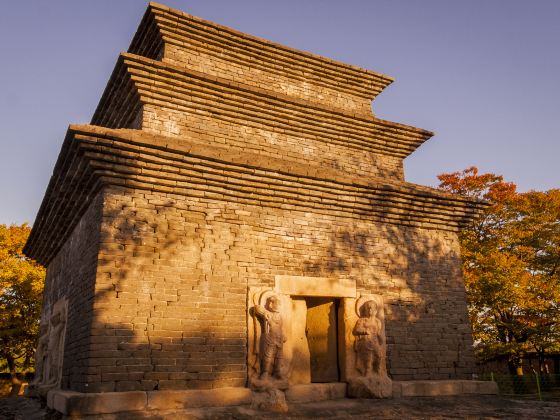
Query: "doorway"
305 297 340 382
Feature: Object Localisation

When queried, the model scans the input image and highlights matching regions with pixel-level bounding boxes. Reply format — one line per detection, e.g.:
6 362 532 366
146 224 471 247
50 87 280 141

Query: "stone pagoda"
24 2 496 416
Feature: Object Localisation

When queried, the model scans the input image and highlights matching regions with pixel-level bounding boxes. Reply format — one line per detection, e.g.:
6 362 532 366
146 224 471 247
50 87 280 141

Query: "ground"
1 395 560 419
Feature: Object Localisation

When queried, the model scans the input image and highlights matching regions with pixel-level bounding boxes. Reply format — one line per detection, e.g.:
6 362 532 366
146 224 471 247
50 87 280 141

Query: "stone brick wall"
39 191 103 392
163 44 376 118
84 186 474 392
141 105 405 180
87 187 247 392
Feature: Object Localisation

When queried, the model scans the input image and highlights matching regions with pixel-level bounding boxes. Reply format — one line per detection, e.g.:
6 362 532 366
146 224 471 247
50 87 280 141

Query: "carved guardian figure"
353 300 383 376
348 296 392 398
254 295 287 381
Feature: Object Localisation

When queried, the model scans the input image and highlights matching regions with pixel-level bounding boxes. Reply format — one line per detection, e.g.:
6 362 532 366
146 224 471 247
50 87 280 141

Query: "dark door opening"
305 297 340 382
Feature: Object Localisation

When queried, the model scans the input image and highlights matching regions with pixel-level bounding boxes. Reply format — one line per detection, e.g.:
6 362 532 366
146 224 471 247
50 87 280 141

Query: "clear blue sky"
1 0 559 225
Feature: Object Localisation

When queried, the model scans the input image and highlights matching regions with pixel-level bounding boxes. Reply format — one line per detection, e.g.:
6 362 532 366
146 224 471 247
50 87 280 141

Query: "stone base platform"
8 394 560 420
47 387 252 416
46 381 498 416
392 380 499 397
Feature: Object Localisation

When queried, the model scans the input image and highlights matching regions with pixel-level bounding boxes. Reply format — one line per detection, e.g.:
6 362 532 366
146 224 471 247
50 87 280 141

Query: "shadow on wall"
301 222 474 381
88 186 246 395
82 186 472 395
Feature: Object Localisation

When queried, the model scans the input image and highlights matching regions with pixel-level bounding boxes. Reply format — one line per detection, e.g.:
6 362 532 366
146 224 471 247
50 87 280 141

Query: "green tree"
0 224 45 394
438 167 560 373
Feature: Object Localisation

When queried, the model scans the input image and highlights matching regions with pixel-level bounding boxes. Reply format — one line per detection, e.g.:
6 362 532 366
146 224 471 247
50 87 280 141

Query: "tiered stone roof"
25 2 487 265
92 54 432 158
128 2 394 116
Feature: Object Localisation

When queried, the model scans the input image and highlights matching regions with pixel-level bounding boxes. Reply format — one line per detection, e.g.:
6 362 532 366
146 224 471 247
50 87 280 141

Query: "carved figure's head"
361 300 377 318
266 295 281 313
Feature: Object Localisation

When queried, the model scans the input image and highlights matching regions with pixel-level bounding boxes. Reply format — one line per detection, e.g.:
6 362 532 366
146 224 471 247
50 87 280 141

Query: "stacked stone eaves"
129 2 393 116
25 125 485 265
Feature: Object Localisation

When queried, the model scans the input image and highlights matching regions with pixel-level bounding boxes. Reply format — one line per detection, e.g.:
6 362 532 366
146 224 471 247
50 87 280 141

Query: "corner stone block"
393 380 498 398
463 380 499 395
401 380 462 397
285 383 347 403
50 390 147 415
147 388 252 410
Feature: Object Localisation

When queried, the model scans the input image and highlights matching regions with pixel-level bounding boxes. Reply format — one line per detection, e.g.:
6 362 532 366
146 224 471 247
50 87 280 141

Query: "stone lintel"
47 387 252 416
392 380 499 398
274 276 357 298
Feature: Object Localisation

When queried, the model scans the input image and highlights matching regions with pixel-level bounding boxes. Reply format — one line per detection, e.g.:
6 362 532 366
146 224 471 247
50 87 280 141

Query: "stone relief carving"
32 332 49 388
346 294 392 398
353 299 384 377
246 286 392 409
46 301 67 386
247 288 292 412
248 289 291 389
254 294 287 381
29 297 68 396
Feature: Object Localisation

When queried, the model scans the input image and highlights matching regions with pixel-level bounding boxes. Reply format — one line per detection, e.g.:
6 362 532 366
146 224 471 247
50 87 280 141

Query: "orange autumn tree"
0 224 45 391
438 167 560 373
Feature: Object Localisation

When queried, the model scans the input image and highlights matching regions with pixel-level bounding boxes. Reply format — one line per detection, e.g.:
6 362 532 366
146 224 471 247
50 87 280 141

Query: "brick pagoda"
24 2 495 415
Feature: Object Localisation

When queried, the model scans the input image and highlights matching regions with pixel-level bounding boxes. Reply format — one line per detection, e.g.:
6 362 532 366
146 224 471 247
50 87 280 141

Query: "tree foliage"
0 224 45 386
438 167 560 372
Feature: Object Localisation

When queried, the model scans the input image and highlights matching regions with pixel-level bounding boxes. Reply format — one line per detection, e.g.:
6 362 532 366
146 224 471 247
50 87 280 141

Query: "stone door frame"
247 276 360 388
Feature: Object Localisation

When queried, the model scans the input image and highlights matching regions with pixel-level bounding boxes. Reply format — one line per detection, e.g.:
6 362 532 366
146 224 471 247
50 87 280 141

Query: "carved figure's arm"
254 305 267 319
353 319 368 336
